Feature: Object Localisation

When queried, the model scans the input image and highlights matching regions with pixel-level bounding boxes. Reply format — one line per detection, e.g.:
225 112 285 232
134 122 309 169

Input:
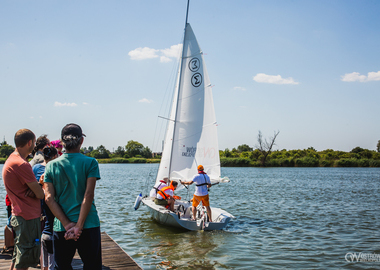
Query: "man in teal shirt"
44 123 102 270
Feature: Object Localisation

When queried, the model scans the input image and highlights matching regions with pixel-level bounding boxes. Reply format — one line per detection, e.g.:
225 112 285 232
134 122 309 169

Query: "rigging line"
158 116 175 122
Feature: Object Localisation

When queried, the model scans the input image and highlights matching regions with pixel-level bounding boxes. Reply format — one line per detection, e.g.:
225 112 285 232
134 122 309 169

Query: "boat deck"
0 232 142 270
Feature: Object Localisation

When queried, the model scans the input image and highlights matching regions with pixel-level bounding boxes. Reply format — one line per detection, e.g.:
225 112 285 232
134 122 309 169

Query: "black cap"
61 123 86 141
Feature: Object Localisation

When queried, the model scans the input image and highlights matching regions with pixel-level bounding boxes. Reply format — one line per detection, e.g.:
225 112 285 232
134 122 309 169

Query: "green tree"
114 146 125 157
377 140 380 153
0 141 14 158
91 145 110 159
237 144 253 153
223 148 232 158
125 140 144 158
231 148 240 158
141 146 152 158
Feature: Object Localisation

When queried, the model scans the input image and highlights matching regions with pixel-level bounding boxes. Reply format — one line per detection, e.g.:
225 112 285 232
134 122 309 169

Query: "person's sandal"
1 246 14 254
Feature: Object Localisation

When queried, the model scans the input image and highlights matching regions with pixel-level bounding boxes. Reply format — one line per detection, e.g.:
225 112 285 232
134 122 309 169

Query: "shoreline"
1 157 379 167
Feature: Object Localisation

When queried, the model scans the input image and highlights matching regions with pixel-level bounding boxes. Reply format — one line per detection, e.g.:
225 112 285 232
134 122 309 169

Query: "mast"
168 0 190 179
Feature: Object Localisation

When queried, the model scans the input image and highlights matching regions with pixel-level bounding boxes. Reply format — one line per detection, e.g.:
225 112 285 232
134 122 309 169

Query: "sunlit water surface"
1 164 379 269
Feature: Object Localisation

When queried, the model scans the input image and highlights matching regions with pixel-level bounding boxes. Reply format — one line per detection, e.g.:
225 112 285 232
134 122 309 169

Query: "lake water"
1 164 380 269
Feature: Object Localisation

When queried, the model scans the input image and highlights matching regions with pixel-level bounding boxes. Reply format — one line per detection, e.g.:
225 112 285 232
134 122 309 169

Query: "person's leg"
41 234 53 270
11 216 41 269
4 225 14 251
77 227 102 270
167 198 174 211
205 206 212 222
202 195 212 222
192 195 200 220
53 231 76 270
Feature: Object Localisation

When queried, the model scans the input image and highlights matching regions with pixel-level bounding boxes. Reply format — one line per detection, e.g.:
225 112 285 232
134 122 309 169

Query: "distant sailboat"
139 0 234 231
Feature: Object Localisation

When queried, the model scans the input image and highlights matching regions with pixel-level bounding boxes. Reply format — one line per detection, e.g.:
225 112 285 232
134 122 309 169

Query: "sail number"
189 57 202 88
189 57 200 72
191 73 202 87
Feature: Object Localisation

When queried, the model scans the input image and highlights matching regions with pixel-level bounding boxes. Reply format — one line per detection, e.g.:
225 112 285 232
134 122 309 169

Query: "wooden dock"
0 232 142 270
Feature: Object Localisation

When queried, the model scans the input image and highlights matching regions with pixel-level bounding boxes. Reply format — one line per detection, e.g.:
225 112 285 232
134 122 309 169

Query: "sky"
1 0 379 153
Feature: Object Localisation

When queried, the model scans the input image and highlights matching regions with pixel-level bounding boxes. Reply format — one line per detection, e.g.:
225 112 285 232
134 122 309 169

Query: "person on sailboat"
180 165 212 222
154 181 178 211
149 177 169 198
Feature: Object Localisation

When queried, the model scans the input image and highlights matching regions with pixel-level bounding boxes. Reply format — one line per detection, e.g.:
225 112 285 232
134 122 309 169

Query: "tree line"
220 145 380 167
1 138 380 167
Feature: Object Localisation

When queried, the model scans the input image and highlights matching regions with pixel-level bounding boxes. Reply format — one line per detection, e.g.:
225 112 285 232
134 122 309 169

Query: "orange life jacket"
158 186 173 200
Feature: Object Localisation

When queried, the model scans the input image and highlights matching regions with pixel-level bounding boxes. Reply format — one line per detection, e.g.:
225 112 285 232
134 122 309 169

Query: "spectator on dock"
44 123 102 270
50 140 63 156
2 128 45 269
32 146 58 270
1 194 14 255
29 135 50 167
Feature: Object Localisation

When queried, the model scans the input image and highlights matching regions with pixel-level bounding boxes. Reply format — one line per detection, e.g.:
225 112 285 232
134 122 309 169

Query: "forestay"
156 23 221 185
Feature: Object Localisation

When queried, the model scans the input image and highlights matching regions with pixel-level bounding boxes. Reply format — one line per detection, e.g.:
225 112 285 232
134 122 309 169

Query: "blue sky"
1 0 379 152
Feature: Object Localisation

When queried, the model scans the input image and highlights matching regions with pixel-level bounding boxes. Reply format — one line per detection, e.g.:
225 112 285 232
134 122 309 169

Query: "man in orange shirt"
2 129 44 270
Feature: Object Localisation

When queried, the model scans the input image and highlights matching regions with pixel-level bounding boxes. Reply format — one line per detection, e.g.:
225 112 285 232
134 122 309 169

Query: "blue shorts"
53 227 102 270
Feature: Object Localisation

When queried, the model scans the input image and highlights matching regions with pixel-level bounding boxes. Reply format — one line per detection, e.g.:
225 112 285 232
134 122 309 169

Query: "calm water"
1 164 380 269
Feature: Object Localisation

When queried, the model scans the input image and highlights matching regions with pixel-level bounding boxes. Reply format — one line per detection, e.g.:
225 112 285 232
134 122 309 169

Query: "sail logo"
189 57 200 72
191 73 202 87
345 252 380 262
182 147 197 157
181 146 216 158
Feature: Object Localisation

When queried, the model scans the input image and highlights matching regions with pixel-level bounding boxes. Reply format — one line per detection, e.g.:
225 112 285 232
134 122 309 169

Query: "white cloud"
54 102 78 107
233 86 246 91
341 71 380 82
160 56 172 63
128 47 159 60
83 102 89 105
253 73 299 85
129 44 182 63
139 98 153 103
160 44 182 59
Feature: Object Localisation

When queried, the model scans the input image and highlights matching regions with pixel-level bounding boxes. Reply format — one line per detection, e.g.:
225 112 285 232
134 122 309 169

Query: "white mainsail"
156 23 221 184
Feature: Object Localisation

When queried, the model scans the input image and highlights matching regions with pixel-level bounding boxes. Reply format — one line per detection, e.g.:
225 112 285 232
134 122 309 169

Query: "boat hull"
142 197 234 231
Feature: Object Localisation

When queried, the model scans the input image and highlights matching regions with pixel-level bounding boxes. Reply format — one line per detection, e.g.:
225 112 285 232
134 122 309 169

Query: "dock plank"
0 232 142 270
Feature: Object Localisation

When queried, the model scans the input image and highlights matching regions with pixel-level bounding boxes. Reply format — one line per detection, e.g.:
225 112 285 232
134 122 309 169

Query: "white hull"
142 197 234 231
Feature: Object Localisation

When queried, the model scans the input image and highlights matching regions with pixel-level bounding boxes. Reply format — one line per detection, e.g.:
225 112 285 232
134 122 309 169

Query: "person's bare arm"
181 180 193 185
65 177 97 239
25 181 44 199
44 182 75 230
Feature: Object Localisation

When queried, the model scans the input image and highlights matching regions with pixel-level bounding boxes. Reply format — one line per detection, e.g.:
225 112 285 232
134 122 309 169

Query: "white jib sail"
156 23 221 185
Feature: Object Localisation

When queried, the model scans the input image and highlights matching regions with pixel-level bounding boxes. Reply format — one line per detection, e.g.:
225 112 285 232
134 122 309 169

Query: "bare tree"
255 130 280 166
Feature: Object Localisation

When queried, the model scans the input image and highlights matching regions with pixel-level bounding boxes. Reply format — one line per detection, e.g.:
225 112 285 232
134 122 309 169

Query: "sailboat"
139 1 234 231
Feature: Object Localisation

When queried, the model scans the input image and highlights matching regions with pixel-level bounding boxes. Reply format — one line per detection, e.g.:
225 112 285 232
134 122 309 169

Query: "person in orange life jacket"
149 177 169 198
180 165 212 222
154 181 178 211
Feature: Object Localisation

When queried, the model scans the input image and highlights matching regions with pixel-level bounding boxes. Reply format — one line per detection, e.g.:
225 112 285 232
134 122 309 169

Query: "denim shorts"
11 216 41 269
